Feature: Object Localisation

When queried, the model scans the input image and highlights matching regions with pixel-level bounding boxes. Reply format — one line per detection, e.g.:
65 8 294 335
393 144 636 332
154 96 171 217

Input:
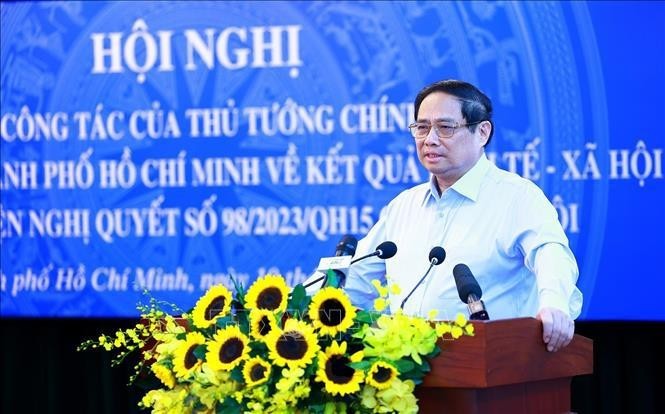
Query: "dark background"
1 318 664 413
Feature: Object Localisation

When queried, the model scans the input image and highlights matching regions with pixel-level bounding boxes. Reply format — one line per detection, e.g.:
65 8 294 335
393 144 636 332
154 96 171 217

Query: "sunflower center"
319 299 346 326
184 346 198 369
325 355 353 384
373 366 393 383
276 331 308 360
257 287 283 310
204 297 226 320
219 338 244 363
258 315 272 336
250 364 267 381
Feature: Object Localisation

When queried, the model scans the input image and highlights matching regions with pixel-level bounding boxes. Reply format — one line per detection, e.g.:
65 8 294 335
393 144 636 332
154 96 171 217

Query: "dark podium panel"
416 318 593 414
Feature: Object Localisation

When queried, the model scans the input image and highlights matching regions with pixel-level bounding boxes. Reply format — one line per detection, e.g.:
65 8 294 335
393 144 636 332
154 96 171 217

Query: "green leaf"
249 340 268 355
354 310 376 325
305 358 319 378
230 366 244 383
394 359 415 373
309 403 326 414
288 283 311 312
193 344 207 360
291 284 306 304
419 359 431 373
326 269 341 287
426 346 441 359
230 275 246 303
401 368 425 381
216 396 242 414
348 360 373 370
215 315 235 328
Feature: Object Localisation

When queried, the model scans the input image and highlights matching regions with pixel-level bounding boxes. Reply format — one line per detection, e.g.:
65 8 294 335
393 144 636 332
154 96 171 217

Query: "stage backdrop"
1 1 663 320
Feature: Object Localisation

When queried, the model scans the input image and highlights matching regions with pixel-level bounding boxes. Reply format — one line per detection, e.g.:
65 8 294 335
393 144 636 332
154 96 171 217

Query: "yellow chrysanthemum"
308 287 357 336
244 274 289 313
316 341 364 396
249 308 278 340
427 309 439 320
151 363 176 389
272 366 312 410
140 386 189 412
206 325 250 371
242 357 271 387
371 279 389 297
172 332 206 379
366 361 397 390
377 378 418 413
266 318 319 368
373 297 387 312
192 284 233 329
360 378 418 413
435 322 452 337
455 313 468 327
361 313 438 364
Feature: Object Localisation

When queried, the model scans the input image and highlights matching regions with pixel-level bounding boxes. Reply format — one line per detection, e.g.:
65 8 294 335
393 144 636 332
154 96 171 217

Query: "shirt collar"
421 154 491 205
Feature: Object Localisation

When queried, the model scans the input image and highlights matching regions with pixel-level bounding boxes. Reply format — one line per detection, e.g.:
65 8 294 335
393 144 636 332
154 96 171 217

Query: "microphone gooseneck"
400 246 446 310
350 241 397 264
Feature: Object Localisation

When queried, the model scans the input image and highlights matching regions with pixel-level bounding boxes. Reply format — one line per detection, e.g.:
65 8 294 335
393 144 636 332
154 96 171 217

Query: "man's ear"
478 120 492 146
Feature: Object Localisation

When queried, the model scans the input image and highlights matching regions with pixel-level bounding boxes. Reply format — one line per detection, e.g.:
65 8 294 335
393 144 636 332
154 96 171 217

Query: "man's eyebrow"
415 117 457 123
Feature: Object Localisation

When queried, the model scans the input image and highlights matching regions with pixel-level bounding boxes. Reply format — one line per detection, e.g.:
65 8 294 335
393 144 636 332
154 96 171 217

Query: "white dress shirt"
345 154 583 320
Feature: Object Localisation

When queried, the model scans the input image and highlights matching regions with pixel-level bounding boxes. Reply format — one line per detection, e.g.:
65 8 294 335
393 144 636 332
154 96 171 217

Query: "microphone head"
376 241 397 259
335 235 358 257
428 246 446 265
453 263 483 303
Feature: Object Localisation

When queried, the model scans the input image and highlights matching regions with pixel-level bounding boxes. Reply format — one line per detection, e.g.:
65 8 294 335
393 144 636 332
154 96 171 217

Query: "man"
345 79 582 352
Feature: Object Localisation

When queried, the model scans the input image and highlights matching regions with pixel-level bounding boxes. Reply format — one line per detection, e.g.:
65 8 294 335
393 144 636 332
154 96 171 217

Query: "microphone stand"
350 251 379 265
400 261 435 310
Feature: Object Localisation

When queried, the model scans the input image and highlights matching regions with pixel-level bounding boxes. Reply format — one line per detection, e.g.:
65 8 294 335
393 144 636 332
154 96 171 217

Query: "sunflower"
249 308 278 340
316 341 364 396
308 287 357 337
192 284 233 329
206 325 250 371
151 363 176 389
366 361 397 390
244 274 288 313
266 318 319 368
242 357 271 387
172 332 206 379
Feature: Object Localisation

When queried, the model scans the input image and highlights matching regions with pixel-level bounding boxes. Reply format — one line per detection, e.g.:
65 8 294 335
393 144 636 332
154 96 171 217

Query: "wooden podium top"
423 317 593 388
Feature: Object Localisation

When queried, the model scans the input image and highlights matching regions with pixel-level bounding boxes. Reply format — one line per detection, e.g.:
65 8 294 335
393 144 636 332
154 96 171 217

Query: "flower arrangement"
79 272 474 413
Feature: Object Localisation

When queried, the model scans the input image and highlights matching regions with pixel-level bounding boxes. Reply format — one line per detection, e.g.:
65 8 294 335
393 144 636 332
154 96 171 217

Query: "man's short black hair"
414 79 494 145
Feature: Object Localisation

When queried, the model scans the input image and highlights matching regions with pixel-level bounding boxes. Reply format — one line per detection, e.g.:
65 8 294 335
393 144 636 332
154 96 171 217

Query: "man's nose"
423 126 440 145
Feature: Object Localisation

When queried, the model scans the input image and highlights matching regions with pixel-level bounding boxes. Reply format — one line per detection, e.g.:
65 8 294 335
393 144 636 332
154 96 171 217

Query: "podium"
416 318 593 414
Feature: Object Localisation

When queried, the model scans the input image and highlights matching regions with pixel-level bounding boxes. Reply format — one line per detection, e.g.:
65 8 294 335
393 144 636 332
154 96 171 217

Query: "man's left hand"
536 307 574 352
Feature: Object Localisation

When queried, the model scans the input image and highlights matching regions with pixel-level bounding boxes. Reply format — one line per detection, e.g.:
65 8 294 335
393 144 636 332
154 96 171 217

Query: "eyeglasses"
408 120 484 140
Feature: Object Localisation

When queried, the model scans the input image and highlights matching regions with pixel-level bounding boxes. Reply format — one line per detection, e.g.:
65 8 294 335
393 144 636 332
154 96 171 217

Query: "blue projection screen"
1 1 663 320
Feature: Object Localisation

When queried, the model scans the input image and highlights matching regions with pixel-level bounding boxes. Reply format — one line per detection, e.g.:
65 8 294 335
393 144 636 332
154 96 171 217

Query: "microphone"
303 235 357 289
350 241 397 264
400 247 446 310
335 235 358 257
453 264 489 320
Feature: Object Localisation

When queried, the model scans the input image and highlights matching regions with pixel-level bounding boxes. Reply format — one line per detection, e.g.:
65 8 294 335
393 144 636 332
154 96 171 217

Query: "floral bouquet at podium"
79 273 473 413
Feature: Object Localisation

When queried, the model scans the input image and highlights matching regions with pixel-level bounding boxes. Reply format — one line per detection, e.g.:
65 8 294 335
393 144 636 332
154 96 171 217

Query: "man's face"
415 92 489 188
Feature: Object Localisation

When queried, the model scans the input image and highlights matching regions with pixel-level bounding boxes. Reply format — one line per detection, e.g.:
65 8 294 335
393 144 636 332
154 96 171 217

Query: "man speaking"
344 79 582 352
